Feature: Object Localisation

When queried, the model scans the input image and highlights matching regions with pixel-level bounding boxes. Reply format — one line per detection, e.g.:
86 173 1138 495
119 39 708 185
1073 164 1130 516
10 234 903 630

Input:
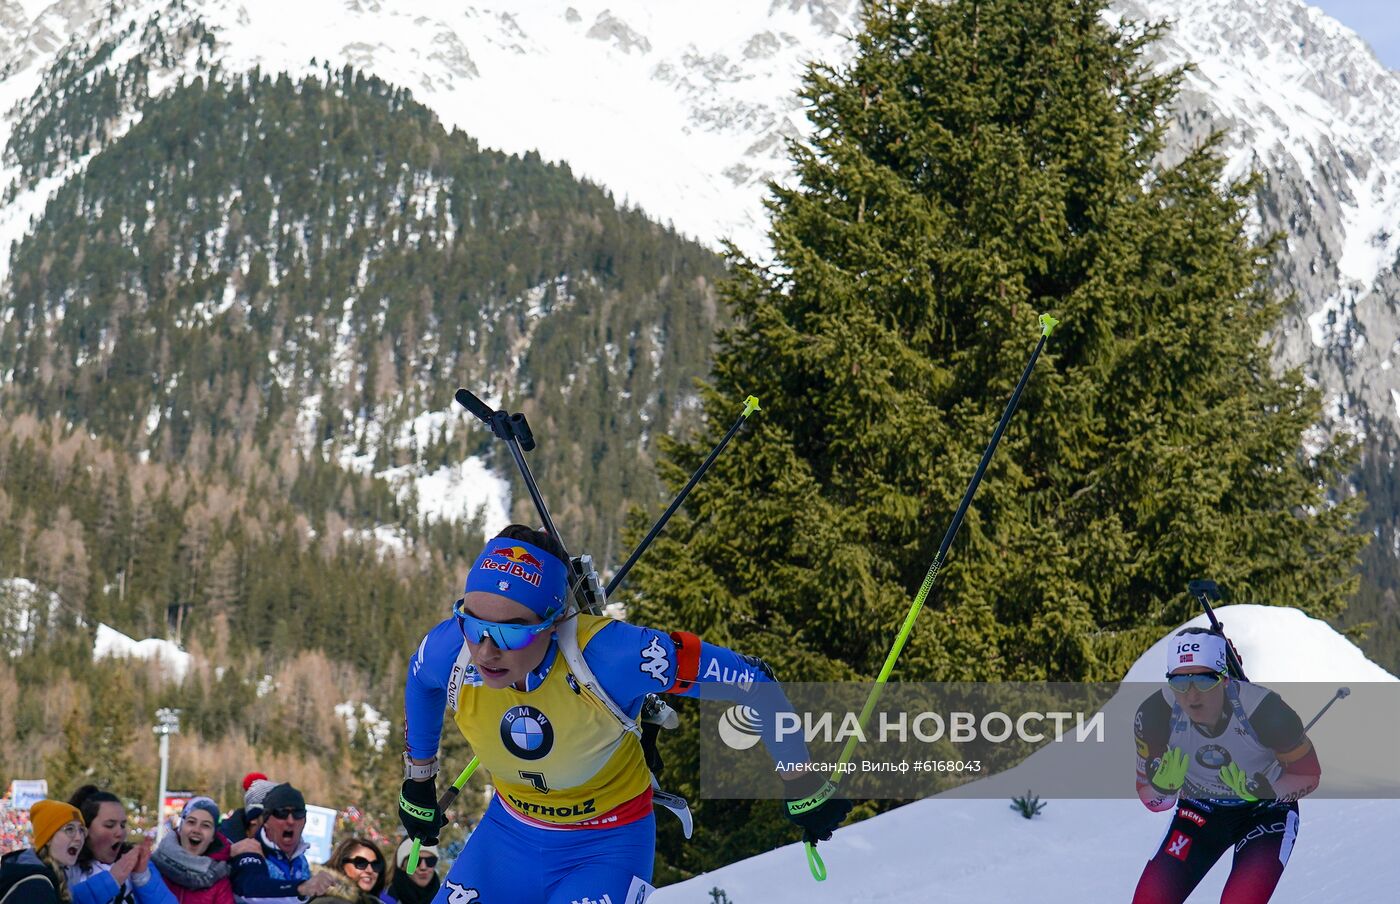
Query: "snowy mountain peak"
3 0 1400 442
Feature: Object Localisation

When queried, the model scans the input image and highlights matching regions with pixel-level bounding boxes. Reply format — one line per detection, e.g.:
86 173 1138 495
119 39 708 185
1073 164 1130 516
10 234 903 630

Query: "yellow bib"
452 614 651 826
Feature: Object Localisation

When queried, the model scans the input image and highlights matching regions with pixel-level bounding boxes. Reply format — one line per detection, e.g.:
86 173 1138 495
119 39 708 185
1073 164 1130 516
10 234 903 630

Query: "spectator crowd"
0 775 444 904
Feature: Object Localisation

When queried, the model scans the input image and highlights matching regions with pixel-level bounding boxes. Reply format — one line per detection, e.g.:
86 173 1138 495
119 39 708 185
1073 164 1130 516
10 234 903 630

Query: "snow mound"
92 623 192 682
654 605 1400 902
1123 604 1397 683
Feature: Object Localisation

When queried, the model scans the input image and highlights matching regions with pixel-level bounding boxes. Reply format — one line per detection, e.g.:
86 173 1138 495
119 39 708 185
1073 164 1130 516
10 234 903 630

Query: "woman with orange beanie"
0 799 86 903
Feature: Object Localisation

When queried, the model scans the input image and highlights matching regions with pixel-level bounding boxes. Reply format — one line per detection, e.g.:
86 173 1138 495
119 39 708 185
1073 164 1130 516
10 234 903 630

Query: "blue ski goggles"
1166 672 1225 694
454 599 559 651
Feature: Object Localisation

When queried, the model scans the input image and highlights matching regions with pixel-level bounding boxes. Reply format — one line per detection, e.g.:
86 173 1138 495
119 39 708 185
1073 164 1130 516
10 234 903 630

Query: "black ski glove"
783 773 853 844
399 778 446 845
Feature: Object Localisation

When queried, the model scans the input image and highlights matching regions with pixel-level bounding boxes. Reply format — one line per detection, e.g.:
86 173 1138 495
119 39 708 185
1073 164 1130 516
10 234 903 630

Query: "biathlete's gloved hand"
1218 762 1270 802
783 773 854 844
399 778 446 845
1150 748 1189 795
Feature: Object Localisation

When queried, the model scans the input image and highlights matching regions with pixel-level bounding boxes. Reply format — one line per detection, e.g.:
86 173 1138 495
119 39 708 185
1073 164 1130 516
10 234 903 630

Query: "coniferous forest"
0 58 725 833
623 0 1365 880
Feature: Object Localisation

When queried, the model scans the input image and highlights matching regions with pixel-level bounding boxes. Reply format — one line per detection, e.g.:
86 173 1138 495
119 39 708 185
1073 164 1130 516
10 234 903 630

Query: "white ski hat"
1166 630 1228 674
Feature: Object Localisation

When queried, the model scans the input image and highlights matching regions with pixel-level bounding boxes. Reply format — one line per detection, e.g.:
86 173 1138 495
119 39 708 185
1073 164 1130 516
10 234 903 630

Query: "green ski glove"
1150 748 1189 795
1219 762 1259 801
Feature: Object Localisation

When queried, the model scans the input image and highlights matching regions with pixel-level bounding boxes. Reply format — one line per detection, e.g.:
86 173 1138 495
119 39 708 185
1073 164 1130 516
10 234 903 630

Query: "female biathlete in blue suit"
399 525 852 904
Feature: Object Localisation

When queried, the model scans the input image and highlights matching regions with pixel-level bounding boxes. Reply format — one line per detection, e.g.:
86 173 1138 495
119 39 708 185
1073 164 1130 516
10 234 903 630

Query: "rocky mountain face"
1 0 1396 425
0 0 1396 658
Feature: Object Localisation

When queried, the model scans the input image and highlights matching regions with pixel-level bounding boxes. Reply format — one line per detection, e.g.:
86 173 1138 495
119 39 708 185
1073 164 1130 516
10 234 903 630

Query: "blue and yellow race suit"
405 611 805 903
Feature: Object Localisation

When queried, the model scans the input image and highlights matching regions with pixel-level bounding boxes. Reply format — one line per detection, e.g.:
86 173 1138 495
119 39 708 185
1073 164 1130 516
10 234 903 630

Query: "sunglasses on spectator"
267 807 307 820
347 856 383 873
1166 672 1225 694
414 856 438 869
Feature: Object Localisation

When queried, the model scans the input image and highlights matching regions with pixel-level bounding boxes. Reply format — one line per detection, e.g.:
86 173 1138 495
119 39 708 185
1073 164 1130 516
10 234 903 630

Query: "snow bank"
92 622 192 682
1123 604 1396 683
654 605 1400 902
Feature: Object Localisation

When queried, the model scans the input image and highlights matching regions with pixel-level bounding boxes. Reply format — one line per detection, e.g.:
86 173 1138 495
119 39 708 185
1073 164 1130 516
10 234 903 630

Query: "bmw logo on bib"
501 705 554 760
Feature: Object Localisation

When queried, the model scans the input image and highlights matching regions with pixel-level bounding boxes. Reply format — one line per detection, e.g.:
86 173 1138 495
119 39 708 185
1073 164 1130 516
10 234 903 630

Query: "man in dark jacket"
229 784 334 904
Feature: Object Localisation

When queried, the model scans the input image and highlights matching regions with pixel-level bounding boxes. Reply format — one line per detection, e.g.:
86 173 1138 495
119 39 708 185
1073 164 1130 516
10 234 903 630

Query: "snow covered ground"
654 605 1400 903
92 622 192 682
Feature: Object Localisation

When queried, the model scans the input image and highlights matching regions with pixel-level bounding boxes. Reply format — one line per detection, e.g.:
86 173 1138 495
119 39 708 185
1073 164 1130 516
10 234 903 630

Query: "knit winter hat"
244 778 278 815
30 799 84 850
396 838 438 868
241 772 268 792
181 796 222 825
261 783 306 813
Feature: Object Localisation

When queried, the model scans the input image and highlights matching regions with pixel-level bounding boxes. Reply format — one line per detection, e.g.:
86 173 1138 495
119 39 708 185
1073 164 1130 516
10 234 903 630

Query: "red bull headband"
464 537 568 619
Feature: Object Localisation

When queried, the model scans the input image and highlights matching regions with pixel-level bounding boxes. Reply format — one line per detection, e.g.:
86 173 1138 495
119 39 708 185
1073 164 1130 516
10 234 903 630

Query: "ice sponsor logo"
717 704 764 750
481 546 545 587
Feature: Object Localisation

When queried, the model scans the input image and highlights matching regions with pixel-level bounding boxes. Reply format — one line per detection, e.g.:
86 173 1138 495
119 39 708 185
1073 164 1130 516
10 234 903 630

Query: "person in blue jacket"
229 784 336 904
65 786 177 904
399 524 852 904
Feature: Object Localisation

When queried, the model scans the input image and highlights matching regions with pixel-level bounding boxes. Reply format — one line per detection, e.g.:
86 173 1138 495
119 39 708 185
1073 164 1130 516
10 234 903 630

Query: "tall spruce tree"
625 0 1364 879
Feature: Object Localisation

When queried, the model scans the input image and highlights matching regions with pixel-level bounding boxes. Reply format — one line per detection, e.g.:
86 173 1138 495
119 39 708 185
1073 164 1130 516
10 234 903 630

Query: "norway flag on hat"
1167 630 1228 674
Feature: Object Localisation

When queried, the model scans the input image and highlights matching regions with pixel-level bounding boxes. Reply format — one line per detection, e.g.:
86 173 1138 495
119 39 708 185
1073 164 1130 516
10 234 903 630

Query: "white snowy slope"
653 605 1400 903
6 0 1389 273
92 622 193 682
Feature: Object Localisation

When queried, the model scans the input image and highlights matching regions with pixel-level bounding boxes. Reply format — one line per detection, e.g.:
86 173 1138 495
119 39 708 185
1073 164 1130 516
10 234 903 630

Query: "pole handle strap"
804 841 827 881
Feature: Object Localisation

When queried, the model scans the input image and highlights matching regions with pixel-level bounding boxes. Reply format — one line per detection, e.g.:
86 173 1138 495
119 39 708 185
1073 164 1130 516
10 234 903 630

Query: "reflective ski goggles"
1166 672 1225 694
454 599 559 651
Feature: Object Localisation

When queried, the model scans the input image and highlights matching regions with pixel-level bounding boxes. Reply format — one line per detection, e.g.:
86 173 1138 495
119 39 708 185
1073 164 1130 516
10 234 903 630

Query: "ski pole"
445 390 760 849
1303 686 1350 732
1187 579 1248 680
439 390 582 871
606 395 761 596
405 759 479 873
801 313 1059 882
455 389 578 580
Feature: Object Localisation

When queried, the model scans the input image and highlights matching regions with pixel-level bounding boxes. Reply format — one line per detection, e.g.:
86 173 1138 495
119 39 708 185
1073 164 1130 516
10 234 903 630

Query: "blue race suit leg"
432 796 655 904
